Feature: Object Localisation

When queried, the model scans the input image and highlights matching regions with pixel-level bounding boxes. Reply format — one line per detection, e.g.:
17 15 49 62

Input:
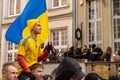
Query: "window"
52 0 68 8
7 42 18 61
113 0 120 50
51 29 68 52
87 0 102 48
8 0 20 16
113 0 120 16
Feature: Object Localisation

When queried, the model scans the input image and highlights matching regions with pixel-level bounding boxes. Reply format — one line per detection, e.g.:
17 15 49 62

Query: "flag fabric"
5 0 50 45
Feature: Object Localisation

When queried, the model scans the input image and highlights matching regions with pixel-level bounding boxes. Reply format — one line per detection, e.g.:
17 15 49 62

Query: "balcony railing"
85 61 120 79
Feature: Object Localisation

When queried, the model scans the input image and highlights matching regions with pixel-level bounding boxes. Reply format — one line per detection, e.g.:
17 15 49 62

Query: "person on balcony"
88 44 103 61
112 50 120 62
101 46 112 61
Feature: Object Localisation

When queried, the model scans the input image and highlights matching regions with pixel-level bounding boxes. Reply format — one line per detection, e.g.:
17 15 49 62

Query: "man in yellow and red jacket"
16 19 53 80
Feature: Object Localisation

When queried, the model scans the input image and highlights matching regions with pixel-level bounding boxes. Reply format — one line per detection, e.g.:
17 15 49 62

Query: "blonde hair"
2 61 18 72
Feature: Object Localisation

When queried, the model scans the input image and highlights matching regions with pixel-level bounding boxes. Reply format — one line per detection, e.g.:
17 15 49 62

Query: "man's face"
31 67 44 80
32 22 41 34
2 66 18 80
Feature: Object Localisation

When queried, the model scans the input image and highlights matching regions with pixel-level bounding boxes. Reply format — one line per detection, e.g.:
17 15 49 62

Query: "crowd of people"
65 43 118 62
1 57 120 80
45 43 120 62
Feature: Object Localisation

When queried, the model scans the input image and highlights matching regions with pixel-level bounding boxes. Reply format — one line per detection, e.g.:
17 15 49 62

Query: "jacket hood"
55 57 85 80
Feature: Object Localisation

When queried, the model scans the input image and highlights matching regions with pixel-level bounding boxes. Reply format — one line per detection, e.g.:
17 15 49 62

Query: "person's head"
114 50 118 55
117 67 120 77
82 45 88 52
44 74 53 80
117 72 120 77
118 50 120 56
55 57 85 80
84 73 105 80
92 44 96 49
109 76 119 80
27 19 41 34
105 46 112 54
30 63 44 80
83 45 87 49
2 61 18 80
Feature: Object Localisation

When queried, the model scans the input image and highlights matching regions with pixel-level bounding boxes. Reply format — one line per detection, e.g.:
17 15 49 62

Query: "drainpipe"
72 0 78 43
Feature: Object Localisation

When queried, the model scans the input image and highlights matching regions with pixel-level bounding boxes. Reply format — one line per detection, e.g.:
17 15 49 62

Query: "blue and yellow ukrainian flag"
5 0 50 45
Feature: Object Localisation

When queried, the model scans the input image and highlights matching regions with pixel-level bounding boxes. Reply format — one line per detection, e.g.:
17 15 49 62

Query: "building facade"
0 0 120 78
77 0 120 52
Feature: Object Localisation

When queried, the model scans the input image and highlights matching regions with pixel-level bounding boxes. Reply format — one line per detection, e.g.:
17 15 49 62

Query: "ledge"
85 61 120 65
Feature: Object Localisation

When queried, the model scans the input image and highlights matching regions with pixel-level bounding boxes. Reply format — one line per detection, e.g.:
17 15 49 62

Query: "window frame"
51 28 68 52
8 0 20 17
87 0 102 48
6 42 18 61
112 0 120 50
52 0 68 9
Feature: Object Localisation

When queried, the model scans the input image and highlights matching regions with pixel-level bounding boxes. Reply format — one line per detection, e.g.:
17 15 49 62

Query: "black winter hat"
55 57 85 80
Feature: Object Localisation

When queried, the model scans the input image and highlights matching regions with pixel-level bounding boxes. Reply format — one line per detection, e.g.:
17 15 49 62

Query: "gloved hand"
25 72 35 80
44 42 53 52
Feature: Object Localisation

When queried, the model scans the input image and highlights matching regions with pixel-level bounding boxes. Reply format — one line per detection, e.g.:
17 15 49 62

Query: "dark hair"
109 76 119 80
92 44 96 49
118 50 120 56
84 73 106 80
43 74 52 80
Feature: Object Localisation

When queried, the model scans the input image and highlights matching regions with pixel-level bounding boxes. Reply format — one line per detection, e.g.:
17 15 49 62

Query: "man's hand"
44 42 53 52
